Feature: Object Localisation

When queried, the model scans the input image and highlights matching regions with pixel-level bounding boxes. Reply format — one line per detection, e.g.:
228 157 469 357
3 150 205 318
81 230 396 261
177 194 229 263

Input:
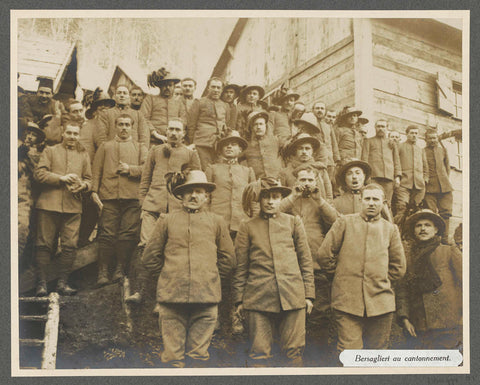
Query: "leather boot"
112 263 125 283
441 217 451 245
56 279 77 296
36 280 47 297
96 263 110 286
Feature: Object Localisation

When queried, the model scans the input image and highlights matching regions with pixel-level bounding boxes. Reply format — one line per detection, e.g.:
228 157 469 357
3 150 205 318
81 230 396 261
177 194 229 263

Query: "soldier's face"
182 187 208 210
181 80 196 97
69 103 84 122
62 125 80 147
414 219 438 241
208 80 223 100
260 191 283 215
160 81 175 98
295 143 314 162
24 130 39 147
174 86 183 98
37 87 53 104
375 121 388 137
297 170 317 190
253 117 267 137
313 103 326 119
221 142 242 159
131 89 144 106
389 131 401 143
116 117 133 139
345 166 365 191
115 86 130 106
426 133 438 147
246 89 260 104
291 103 305 120
361 189 384 218
222 89 236 103
325 111 336 124
407 129 419 143
283 96 297 111
347 113 359 125
166 124 185 144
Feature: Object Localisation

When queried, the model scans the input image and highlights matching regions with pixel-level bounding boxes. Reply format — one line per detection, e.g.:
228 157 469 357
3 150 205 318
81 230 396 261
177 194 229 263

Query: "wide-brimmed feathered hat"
404 209 446 239
147 67 181 88
172 170 216 199
85 87 115 119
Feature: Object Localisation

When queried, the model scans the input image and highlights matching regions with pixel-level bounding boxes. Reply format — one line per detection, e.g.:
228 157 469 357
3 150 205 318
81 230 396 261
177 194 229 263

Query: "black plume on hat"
147 67 170 88
165 164 191 198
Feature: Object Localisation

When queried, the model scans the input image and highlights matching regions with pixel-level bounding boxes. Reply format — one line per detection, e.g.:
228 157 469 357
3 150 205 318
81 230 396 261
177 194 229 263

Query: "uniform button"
433 289 439 295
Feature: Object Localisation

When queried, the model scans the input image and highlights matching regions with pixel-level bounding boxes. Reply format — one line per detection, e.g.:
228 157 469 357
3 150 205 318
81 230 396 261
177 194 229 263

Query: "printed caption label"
340 350 463 367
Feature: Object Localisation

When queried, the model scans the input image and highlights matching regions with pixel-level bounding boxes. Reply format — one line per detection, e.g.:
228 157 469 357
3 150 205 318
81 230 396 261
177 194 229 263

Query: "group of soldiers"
17 68 462 368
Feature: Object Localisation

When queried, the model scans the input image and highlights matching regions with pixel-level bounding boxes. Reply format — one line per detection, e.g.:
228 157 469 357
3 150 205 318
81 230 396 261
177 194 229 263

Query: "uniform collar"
260 212 278 220
360 212 381 222
220 157 238 165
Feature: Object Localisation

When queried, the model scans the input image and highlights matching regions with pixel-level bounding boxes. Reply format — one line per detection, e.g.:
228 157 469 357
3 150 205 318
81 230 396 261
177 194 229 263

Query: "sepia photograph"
11 9 469 376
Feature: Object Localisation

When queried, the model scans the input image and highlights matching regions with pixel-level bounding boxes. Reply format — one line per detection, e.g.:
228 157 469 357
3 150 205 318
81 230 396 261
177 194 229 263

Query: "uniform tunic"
396 244 462 331
318 213 406 317
244 135 283 179
141 94 187 137
205 160 256 232
142 209 235 304
91 137 147 200
233 213 315 313
138 143 201 214
35 143 92 214
336 125 363 161
361 136 401 181
398 141 428 190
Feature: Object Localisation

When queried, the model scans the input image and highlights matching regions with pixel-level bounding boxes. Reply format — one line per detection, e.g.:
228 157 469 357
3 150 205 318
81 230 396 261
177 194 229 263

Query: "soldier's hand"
235 304 245 320
305 299 314 315
60 173 79 184
186 144 196 151
117 161 130 176
70 181 87 194
395 176 401 188
402 318 417 337
91 192 103 213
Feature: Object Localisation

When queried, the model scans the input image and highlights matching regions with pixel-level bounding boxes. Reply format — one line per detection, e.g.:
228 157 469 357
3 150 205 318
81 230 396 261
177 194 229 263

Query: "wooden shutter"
436 72 455 115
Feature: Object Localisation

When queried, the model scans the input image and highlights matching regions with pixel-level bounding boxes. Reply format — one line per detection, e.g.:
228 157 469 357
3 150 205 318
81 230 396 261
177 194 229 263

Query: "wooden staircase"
19 293 60 369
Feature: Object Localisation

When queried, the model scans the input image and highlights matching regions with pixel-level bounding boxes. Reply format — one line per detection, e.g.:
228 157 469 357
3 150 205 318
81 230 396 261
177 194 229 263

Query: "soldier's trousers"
334 309 393 353
424 191 453 243
158 303 218 367
247 308 306 367
393 185 425 225
35 209 81 281
372 177 394 206
195 146 216 171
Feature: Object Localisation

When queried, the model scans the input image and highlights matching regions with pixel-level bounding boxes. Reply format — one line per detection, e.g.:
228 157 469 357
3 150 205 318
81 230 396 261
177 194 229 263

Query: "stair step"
20 338 44 347
20 315 48 322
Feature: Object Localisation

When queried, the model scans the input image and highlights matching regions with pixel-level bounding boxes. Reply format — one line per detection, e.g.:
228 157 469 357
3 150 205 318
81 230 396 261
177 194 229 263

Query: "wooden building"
107 63 151 97
209 17 464 233
17 37 78 104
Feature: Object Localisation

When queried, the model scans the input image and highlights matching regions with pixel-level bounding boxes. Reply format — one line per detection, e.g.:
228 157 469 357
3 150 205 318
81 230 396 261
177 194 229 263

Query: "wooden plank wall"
371 19 462 135
289 39 355 111
224 18 352 94
371 19 463 224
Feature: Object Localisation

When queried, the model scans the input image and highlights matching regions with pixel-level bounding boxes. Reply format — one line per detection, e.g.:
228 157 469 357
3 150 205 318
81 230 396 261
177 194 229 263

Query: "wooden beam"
353 19 375 135
42 292 60 369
